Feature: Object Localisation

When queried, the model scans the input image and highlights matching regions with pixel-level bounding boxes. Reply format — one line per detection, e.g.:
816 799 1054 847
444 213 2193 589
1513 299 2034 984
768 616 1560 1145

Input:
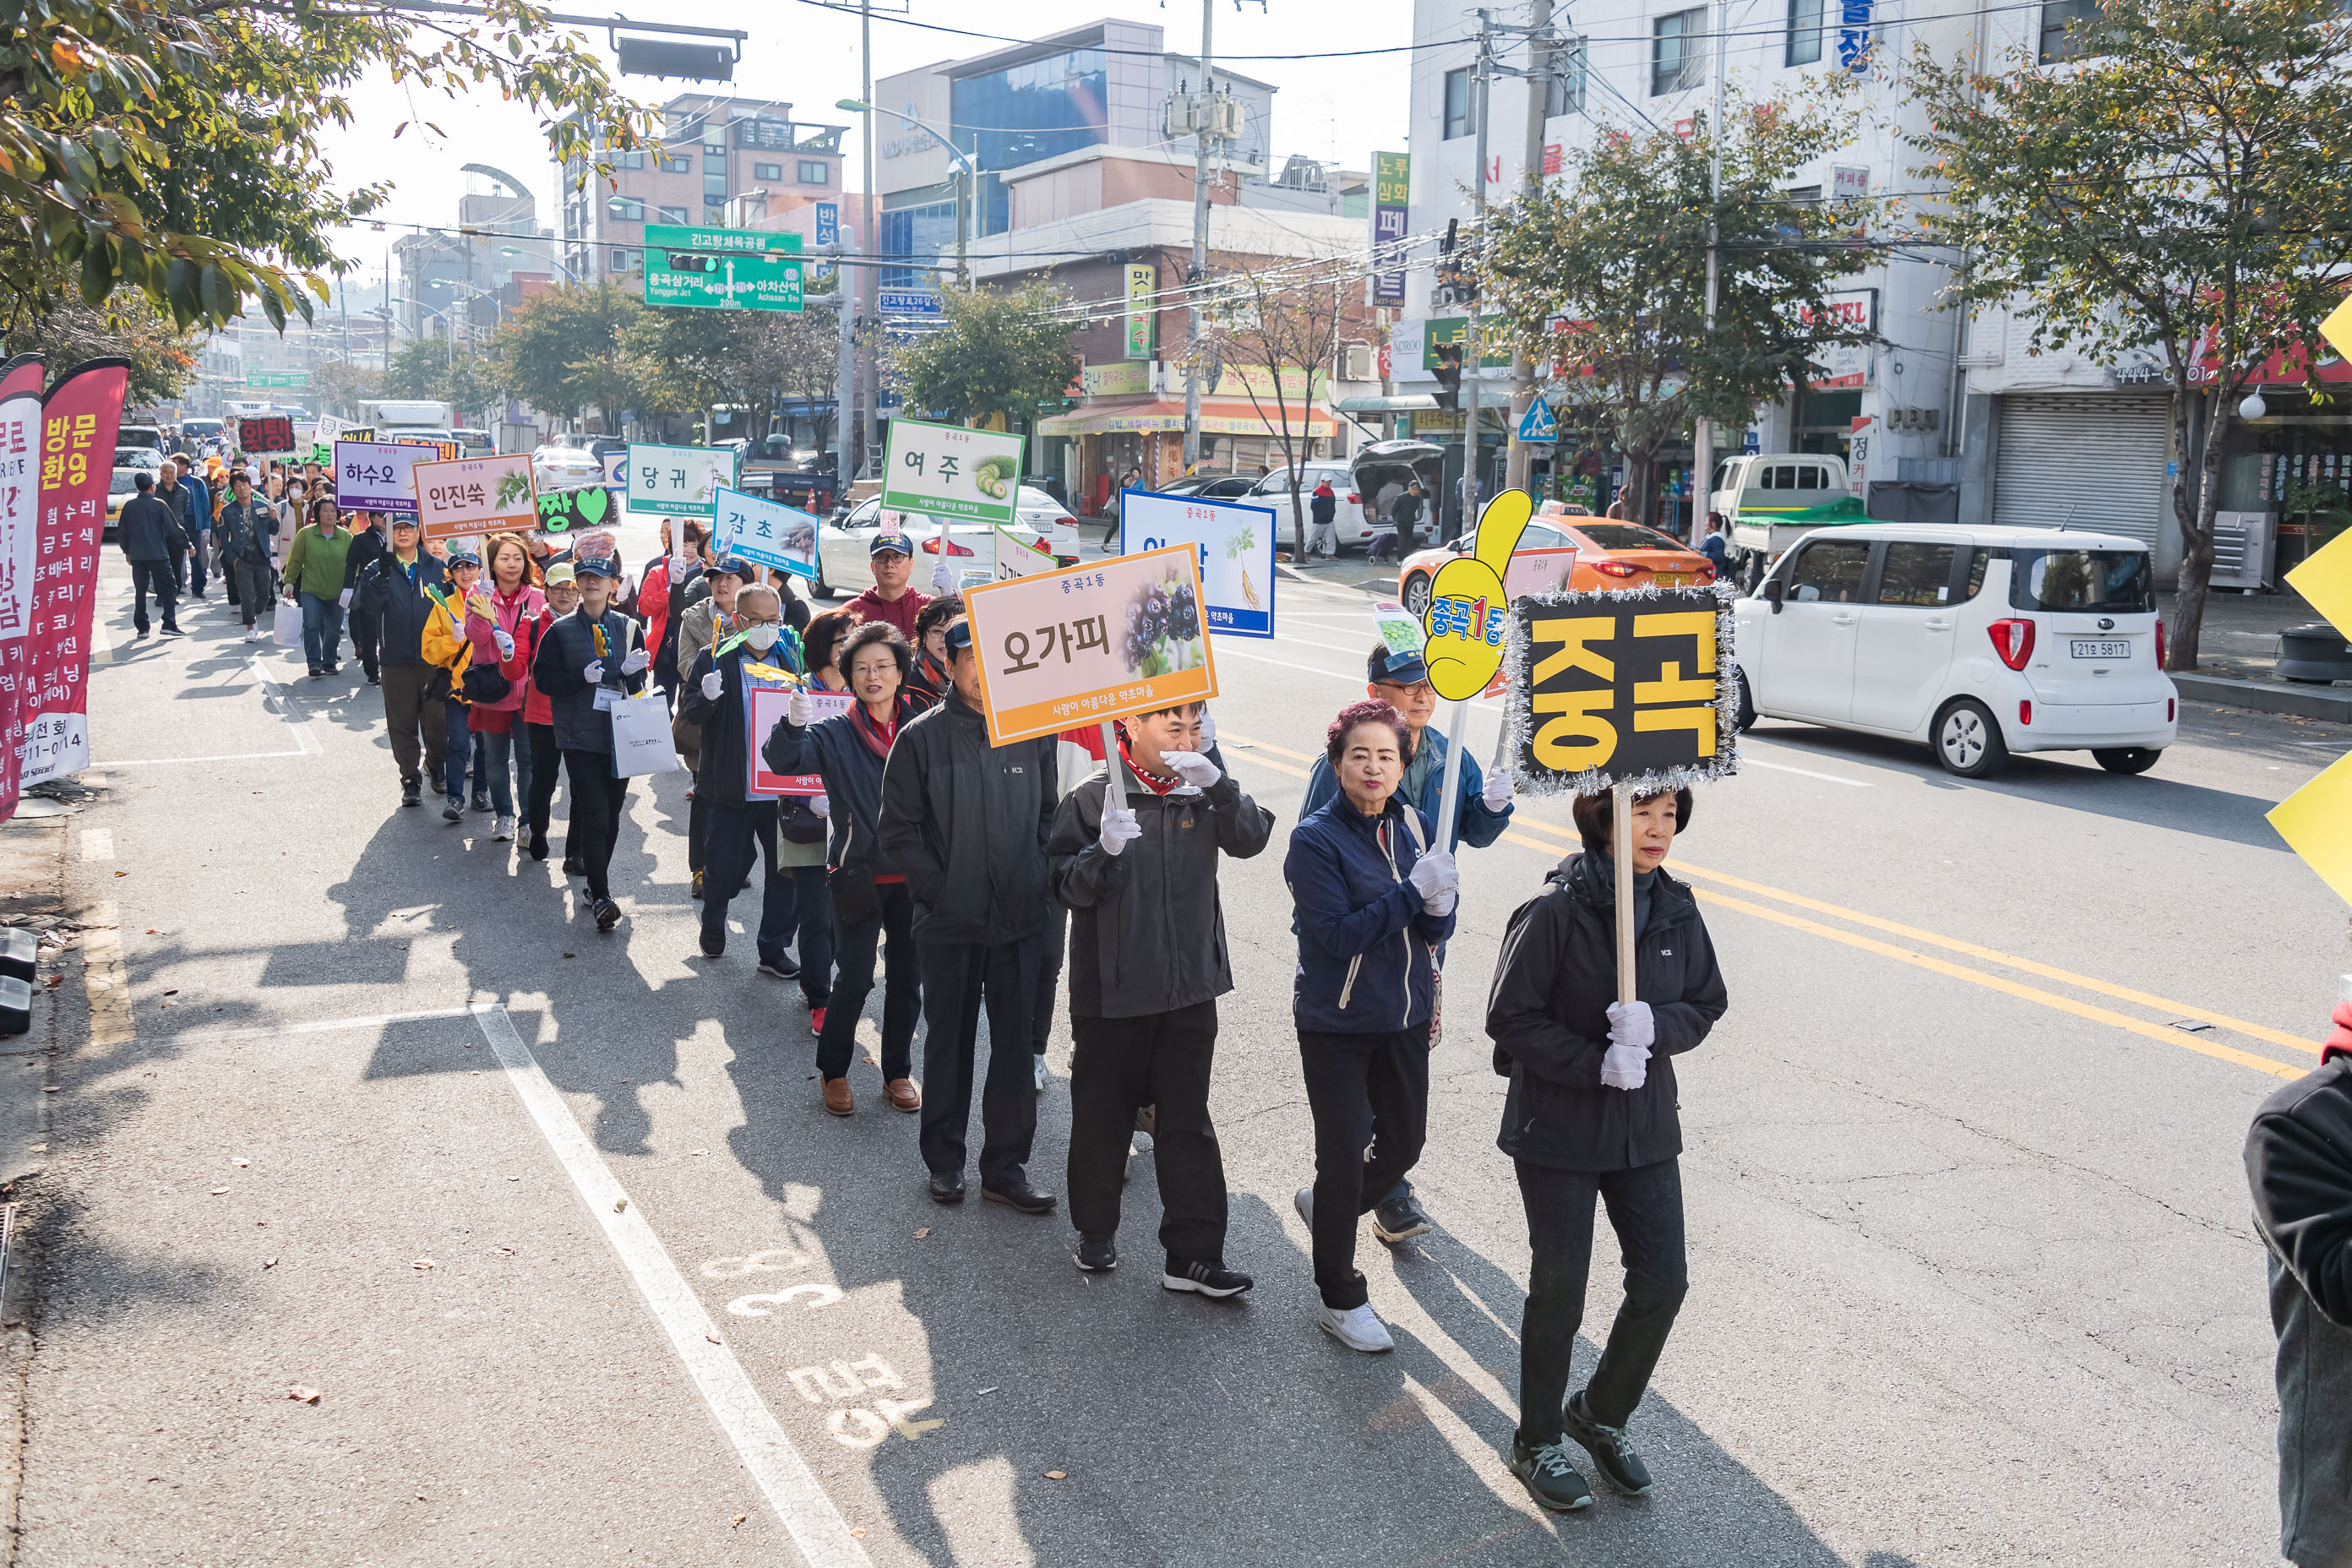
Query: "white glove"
620 645 651 676
787 689 813 728
810 792 830 819
1160 749 1221 789
1406 849 1458 913
1599 1042 1650 1092
1606 999 1656 1052
930 553 954 592
338 588 353 608
1481 768 1515 809
582 659 605 685
700 668 725 700
1199 707 1216 743
493 629 514 659
1097 807 1142 858
671 555 692 577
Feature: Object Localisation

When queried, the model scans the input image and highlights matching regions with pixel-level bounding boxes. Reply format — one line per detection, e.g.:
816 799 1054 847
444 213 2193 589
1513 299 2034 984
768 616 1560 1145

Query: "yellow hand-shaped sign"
1421 489 1534 701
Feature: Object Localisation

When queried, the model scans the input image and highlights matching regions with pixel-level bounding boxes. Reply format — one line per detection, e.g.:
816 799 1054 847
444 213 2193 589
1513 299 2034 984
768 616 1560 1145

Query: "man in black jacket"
2247 1032 2352 1568
879 618 1059 1211
1048 701 1272 1293
353 516 448 806
116 472 182 640
681 585 798 970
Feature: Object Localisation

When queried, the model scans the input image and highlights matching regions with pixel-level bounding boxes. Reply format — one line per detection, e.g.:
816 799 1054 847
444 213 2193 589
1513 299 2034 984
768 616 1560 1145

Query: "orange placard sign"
963 547 1217 744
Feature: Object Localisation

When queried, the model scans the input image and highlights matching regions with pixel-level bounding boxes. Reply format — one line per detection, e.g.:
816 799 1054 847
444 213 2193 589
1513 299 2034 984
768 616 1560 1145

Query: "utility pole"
858 0 879 482
1181 0 1216 472
1694 0 1728 542
1504 0 1552 498
1459 9 1492 541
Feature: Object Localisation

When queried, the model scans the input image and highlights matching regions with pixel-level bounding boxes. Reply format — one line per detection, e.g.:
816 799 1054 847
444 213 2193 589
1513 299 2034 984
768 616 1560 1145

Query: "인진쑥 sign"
412 453 537 542
1504 584 1740 795
961 546 1216 746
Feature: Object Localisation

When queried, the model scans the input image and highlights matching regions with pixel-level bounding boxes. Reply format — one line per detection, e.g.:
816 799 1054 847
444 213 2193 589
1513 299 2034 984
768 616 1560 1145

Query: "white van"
1709 453 1861 584
1733 524 2178 777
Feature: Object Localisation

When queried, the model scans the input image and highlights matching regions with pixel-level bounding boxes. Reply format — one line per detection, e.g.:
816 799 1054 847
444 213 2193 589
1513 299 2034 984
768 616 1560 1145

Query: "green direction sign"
644 225 804 313
245 370 310 389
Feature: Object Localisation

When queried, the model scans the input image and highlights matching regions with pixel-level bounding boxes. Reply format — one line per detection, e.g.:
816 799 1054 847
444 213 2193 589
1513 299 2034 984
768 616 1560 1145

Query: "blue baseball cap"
871 532 915 558
574 553 621 580
445 548 482 569
711 553 755 580
1369 645 1431 687
945 618 973 653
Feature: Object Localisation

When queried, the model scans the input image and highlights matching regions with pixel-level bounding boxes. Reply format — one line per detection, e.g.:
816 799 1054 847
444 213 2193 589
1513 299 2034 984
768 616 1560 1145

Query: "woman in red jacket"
520 562 579 863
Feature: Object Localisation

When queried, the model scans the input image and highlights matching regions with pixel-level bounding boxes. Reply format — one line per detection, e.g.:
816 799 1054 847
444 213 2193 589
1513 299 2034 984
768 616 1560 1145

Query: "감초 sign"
961 547 1217 746
412 454 537 542
880 417 1023 527
713 485 819 580
333 440 425 513
627 442 737 517
1119 489 1276 639
1504 583 1741 794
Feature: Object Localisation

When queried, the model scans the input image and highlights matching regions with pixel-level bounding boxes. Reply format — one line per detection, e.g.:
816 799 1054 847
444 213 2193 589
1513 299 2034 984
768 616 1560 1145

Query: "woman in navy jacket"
1283 699 1456 1355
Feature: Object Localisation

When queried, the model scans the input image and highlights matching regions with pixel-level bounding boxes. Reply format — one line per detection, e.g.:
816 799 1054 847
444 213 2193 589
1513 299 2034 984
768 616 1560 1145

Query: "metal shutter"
1993 395 2169 544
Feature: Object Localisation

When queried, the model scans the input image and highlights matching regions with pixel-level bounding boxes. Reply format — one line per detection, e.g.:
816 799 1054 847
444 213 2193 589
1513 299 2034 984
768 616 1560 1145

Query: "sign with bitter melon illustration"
879 416 1026 528
1117 489 1277 639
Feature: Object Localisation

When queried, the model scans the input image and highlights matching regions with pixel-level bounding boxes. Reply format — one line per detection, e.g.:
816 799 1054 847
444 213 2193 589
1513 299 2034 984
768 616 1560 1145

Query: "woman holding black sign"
1484 787 1727 1513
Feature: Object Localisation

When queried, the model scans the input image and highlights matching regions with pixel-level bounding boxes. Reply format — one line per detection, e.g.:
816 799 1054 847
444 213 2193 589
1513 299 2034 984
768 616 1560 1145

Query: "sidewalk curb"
2171 672 2352 723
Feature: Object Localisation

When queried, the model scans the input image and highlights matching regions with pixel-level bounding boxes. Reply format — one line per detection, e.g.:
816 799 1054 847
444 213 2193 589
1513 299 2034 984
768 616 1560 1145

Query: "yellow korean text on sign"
962 546 1217 745
412 454 539 542
1506 585 1739 792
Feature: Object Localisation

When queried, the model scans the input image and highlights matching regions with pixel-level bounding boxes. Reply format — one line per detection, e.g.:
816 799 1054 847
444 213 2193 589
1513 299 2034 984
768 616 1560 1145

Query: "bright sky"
315 0 1430 291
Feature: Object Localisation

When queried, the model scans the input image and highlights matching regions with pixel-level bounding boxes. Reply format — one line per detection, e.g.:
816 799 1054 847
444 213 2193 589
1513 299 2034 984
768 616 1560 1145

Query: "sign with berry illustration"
1118 489 1276 638
880 416 1025 527
961 546 1218 745
411 453 538 542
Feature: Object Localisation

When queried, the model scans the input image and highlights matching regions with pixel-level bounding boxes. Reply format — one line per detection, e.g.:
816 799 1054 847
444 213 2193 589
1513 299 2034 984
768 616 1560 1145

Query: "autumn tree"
622 304 841 449
890 281 1078 430
1908 0 2352 669
0 297 196 405
490 281 651 433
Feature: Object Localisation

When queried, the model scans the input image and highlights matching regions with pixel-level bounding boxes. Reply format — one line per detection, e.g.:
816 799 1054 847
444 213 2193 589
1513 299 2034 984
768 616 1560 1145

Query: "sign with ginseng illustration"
962 547 1217 746
880 416 1023 527
1505 584 1740 793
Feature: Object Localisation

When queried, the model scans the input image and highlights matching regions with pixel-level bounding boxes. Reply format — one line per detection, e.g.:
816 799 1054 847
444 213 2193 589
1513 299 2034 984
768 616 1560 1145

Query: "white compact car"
1733 524 2178 777
814 490 1078 600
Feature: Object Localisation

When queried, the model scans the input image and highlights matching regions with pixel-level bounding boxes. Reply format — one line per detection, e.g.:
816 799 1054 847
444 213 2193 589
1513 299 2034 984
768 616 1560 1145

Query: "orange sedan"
1396 512 1715 616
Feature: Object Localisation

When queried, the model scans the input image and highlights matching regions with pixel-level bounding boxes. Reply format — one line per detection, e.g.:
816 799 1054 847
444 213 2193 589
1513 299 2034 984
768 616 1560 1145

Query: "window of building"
1544 43 1587 117
607 196 644 222
656 205 689 225
879 200 956 291
1787 0 1824 65
2039 0 2101 60
1442 68 1473 139
798 160 830 186
950 45 1110 179
754 161 783 181
657 153 691 173
612 150 645 170
1652 9 1707 95
608 247 640 272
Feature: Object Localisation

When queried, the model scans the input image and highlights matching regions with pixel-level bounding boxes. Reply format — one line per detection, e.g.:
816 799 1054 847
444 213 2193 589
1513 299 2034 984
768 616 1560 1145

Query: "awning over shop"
1332 394 1441 413
1037 397 1337 439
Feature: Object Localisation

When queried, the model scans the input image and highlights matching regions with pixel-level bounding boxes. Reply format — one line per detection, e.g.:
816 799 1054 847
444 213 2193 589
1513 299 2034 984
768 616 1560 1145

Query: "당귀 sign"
880 418 1024 528
237 416 296 455
712 485 819 580
412 454 537 542
961 547 1216 746
1119 489 1276 639
627 443 737 517
1504 584 1741 794
333 440 425 514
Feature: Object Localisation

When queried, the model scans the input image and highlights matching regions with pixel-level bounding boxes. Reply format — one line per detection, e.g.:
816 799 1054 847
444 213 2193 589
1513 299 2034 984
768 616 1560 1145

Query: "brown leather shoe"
822 1078 854 1117
884 1077 921 1113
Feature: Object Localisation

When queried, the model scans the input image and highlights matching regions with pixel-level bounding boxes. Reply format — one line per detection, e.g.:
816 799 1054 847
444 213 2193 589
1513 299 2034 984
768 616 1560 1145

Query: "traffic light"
1431 342 1462 411
617 37 734 81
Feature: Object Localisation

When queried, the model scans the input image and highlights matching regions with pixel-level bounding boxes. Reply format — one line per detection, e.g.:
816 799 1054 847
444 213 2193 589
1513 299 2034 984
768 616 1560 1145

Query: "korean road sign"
644 225 803 313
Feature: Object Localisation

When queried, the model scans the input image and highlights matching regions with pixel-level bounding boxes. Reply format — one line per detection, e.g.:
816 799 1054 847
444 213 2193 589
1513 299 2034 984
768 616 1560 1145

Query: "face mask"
744 624 781 653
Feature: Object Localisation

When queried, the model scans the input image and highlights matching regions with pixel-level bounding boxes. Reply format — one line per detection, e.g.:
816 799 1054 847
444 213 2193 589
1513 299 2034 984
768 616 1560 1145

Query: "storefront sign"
1420 316 1513 371
1081 362 1152 398
1801 288 1878 389
1119 490 1277 639
713 484 819 580
1372 152 1410 306
627 442 736 517
413 453 536 542
1124 264 1157 361
1504 583 1740 793
880 417 1024 526
962 547 1217 744
333 440 426 513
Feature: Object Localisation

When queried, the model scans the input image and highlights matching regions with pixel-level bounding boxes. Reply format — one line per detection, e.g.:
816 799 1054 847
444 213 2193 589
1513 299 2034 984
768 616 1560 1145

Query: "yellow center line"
1219 730 1321 765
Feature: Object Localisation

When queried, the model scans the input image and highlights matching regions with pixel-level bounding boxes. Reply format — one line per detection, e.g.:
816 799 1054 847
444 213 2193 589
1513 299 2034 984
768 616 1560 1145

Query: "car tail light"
1988 618 2035 670
1347 491 1361 504
2155 619 2166 668
1696 561 1718 583
2019 700 2033 726
2167 697 2175 721
1592 560 1643 579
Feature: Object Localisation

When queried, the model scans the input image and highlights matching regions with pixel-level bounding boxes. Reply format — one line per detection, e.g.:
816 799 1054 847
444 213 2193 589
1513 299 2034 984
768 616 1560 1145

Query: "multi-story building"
556 95 847 288
391 166 553 345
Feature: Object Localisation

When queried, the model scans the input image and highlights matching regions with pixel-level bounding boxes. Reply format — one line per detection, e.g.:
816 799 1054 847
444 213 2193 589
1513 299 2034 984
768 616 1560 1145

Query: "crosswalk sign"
1517 395 1558 442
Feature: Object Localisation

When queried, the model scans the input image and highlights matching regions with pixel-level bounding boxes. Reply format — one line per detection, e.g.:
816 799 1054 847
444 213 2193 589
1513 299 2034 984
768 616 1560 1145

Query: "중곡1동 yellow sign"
961 547 1217 745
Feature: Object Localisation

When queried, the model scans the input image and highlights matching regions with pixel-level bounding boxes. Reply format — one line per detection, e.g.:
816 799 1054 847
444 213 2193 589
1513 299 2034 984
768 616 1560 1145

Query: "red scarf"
1117 732 1181 797
850 697 906 762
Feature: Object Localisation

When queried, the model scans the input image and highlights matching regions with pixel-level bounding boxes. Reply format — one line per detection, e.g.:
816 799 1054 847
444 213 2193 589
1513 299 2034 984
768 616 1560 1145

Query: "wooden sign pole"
1098 720 1126 812
1613 785 1636 1005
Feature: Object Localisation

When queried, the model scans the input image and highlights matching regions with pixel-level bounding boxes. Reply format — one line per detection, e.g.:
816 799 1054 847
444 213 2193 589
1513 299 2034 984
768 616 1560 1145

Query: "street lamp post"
500 246 583 285
837 97 970 291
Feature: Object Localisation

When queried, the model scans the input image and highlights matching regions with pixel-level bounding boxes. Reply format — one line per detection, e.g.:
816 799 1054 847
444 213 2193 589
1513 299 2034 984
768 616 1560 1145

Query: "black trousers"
1298 1025 1430 1309
1068 1001 1226 1265
560 749 631 901
819 879 918 1082
525 722 561 844
129 558 177 633
702 801 794 964
350 609 380 679
1516 1157 1688 1443
1033 905 1066 1055
917 936 1041 1188
688 791 710 874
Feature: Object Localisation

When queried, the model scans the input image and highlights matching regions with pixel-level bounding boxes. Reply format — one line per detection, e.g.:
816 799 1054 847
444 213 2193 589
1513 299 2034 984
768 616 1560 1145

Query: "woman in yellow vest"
422 549 514 825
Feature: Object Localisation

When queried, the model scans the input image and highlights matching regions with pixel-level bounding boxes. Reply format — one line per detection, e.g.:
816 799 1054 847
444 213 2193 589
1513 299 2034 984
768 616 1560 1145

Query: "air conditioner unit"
1339 343 1375 382
2210 510 2273 591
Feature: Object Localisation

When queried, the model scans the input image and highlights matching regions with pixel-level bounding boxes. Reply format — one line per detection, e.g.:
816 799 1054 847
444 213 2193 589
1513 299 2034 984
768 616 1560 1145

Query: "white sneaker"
493 814 514 842
1318 1304 1394 1353
1293 1184 1315 1228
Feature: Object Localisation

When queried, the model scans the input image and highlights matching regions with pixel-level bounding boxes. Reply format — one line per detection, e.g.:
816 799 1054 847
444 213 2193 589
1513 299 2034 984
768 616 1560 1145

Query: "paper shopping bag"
610 692 682 778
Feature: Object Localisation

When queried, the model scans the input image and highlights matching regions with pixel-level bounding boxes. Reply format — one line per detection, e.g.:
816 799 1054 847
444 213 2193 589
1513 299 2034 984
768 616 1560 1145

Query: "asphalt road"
23 538 2338 1565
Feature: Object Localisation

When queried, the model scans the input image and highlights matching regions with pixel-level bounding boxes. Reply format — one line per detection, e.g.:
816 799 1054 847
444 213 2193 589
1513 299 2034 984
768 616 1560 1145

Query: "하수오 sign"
412 453 537 542
880 417 1023 527
962 547 1216 746
333 440 425 514
1504 584 1740 795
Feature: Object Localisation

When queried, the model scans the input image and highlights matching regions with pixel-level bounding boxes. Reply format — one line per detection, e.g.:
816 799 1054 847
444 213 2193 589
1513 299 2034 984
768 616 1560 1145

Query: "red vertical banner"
17 359 126 803
0 354 47 825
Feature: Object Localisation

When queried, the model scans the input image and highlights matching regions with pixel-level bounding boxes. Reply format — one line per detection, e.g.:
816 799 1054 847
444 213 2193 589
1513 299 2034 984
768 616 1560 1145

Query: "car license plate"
2070 639 2132 660
1655 573 1686 586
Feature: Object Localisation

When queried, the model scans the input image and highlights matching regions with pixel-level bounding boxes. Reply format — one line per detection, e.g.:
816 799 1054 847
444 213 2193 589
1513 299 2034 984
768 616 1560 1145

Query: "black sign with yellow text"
1505 585 1740 794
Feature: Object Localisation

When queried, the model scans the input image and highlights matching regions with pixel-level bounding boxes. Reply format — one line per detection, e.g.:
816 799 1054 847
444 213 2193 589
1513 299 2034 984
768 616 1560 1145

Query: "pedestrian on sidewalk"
167 458 212 599
1050 701 1272 1293
520 564 578 861
1309 479 1338 559
846 530 929 642
467 534 543 841
766 621 925 1118
879 617 1059 1212
531 551 649 933
354 516 448 808
1285 699 1456 1353
1486 787 1725 1512
2247 997 2352 1568
280 495 354 679
215 471 278 641
117 471 182 640
342 512 389 685
422 550 509 823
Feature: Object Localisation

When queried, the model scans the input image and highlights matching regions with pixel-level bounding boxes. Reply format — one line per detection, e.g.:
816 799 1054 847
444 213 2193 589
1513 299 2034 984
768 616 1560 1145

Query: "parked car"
114 446 163 473
1733 524 2177 778
1350 439 1446 553
814 490 1079 600
531 433 618 492
451 428 495 458
1708 452 1866 589
1396 514 1712 616
1157 473 1260 501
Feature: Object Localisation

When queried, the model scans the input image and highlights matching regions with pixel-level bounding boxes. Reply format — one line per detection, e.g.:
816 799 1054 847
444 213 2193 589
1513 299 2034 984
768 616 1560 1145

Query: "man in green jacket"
280 495 355 679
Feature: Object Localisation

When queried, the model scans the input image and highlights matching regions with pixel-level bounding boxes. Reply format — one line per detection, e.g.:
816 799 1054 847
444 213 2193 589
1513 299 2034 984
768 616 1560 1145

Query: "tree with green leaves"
890 281 1079 431
621 304 841 447
1480 86 1874 533
1908 0 2352 670
374 339 502 423
308 357 384 420
490 281 650 433
1 0 651 336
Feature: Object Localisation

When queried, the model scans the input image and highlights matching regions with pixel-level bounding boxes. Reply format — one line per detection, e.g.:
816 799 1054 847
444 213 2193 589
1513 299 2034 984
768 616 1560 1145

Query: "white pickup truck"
1708 453 1872 589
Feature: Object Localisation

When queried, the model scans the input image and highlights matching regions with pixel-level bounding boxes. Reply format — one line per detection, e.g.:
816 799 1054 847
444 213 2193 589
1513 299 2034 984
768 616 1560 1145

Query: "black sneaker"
442 801 463 822
562 853 585 876
593 897 622 933
1565 1392 1653 1495
1162 1258 1252 1298
470 792 491 814
756 955 800 980
699 934 724 959
1372 1192 1434 1244
527 833 548 862
400 781 421 808
1073 1234 1117 1273
1508 1435 1594 1512
980 1178 1056 1216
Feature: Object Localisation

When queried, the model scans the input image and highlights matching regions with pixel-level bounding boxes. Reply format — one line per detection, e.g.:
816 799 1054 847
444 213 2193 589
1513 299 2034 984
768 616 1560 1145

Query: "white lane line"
1738 756 1875 787
106 749 310 766
471 1004 872 1568
249 656 324 755
154 1004 482 1046
108 656 327 765
79 902 133 1051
